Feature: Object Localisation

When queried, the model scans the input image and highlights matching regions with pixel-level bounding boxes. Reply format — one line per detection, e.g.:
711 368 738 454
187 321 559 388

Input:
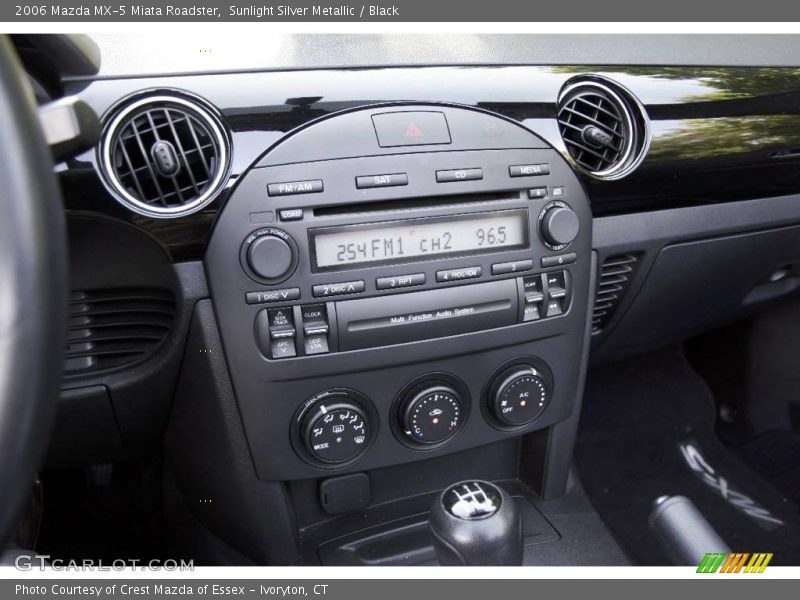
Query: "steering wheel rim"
0 36 68 547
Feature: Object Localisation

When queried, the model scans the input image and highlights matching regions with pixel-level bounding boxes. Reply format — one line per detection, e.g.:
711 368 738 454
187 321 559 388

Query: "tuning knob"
488 366 550 426
242 228 298 283
540 203 579 248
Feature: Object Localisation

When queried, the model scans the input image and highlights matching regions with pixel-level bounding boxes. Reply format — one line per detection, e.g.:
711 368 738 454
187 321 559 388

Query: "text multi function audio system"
205 105 592 480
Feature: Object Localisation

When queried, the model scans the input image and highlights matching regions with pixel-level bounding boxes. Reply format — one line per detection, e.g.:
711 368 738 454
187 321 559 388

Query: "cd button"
435 168 483 183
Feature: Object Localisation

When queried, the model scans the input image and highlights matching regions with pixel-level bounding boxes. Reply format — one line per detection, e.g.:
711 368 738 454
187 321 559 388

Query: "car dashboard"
26 34 800 565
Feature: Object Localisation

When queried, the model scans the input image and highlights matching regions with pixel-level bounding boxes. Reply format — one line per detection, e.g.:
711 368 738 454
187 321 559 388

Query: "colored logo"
697 552 773 573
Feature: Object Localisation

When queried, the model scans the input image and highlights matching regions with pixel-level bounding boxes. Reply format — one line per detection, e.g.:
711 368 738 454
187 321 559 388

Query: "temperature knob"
489 366 549 426
301 399 370 464
399 385 463 445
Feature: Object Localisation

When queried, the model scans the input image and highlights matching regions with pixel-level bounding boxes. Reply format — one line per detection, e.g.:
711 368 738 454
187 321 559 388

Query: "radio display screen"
310 209 529 270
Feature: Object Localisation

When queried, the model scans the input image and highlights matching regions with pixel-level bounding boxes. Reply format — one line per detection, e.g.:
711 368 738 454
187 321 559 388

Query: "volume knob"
540 205 579 248
243 229 297 283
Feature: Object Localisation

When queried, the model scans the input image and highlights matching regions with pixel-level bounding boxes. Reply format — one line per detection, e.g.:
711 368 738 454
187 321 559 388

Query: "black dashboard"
31 34 800 564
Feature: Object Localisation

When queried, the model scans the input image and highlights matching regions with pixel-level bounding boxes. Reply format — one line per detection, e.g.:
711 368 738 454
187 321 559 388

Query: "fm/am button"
267 180 323 197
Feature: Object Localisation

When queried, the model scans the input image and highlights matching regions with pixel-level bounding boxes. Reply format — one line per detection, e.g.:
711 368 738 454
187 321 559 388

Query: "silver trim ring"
557 78 651 181
98 93 230 219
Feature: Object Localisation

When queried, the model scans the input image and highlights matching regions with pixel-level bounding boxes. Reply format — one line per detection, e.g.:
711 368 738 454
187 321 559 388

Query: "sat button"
356 173 409 189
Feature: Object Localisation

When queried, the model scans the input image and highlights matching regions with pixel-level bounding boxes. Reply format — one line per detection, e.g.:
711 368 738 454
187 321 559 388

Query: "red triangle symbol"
405 121 424 137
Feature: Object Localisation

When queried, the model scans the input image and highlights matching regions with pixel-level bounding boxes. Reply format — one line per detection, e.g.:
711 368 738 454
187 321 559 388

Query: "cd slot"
313 192 519 218
335 279 519 351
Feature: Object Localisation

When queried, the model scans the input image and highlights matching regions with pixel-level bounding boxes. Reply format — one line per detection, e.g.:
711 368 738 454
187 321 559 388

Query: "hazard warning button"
371 111 452 148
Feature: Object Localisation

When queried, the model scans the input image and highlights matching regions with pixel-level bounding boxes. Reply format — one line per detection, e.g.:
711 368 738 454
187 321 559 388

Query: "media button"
375 273 426 290
313 280 366 298
436 266 482 283
509 164 550 177
356 173 409 189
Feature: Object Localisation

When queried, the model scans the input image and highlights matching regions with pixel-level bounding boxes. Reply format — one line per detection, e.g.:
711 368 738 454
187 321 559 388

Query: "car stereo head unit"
204 104 592 480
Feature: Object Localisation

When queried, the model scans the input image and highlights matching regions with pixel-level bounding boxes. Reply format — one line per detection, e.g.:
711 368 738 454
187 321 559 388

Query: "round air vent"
98 92 230 218
557 78 649 180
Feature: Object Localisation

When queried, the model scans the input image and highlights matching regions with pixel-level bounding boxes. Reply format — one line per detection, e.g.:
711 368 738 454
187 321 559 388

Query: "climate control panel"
292 361 553 468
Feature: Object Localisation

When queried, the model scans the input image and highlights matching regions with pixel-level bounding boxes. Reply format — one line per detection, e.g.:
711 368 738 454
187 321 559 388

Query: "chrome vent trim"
593 254 639 333
98 92 230 219
557 79 649 180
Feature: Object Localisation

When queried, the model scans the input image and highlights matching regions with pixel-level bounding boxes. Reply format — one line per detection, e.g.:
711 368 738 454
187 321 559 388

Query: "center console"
204 104 592 482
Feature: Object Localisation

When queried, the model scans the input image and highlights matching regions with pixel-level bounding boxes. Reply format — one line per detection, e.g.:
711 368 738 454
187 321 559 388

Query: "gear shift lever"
428 480 523 565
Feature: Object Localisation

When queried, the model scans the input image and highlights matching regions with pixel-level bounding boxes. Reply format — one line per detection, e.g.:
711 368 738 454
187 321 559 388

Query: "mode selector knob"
489 366 550 426
540 203 579 248
301 397 370 465
242 228 298 283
